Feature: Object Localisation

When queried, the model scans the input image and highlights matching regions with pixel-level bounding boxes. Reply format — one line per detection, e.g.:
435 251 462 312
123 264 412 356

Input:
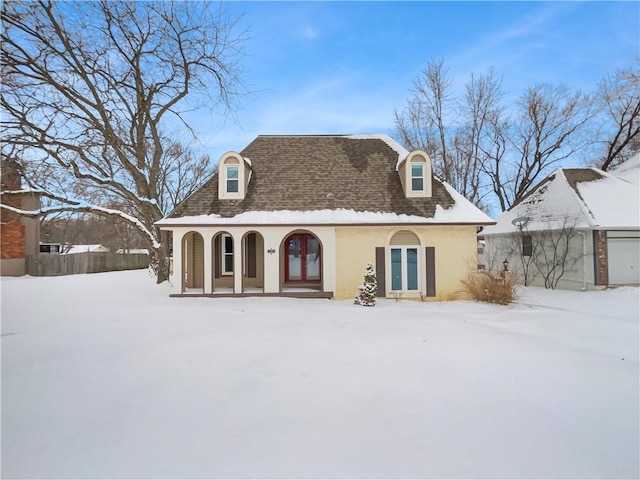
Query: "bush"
461 270 518 305
354 262 377 307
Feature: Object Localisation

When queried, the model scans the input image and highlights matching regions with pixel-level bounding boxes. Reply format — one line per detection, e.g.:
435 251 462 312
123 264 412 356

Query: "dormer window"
218 152 250 200
411 163 424 191
399 150 432 198
226 165 239 193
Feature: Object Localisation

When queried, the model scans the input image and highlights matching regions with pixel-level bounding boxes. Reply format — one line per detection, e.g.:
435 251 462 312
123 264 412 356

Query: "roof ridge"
557 169 597 227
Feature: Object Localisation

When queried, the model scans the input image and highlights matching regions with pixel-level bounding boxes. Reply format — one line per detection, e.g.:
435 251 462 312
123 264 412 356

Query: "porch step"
170 291 334 299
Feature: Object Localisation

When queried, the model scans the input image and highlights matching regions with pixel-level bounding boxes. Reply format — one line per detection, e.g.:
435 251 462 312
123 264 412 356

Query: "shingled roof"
165 135 490 224
483 165 640 234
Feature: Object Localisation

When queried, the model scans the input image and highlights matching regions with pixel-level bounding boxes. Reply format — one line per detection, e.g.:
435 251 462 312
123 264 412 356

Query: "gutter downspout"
578 231 587 291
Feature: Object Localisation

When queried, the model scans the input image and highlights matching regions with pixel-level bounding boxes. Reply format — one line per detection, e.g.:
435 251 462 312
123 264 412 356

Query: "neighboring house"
63 244 109 254
1 158 40 276
116 248 149 255
40 243 63 254
482 154 640 290
156 134 493 299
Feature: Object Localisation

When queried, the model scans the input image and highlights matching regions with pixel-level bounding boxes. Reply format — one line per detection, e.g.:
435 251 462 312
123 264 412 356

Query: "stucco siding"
335 226 388 300
335 225 477 300
167 226 336 295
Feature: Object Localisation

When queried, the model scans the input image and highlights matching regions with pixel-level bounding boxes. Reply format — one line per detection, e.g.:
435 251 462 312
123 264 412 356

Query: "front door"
285 234 321 283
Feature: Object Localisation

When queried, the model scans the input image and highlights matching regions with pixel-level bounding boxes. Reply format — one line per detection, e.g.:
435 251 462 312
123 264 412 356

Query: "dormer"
397 150 432 198
218 152 251 200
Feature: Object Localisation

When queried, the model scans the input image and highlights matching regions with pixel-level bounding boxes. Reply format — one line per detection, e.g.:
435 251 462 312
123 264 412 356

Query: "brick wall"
596 230 608 286
1 161 26 260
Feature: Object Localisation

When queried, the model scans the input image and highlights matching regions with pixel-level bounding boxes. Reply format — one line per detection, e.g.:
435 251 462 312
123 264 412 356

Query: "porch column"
262 229 280 294
172 229 183 295
203 231 213 294
233 232 243 294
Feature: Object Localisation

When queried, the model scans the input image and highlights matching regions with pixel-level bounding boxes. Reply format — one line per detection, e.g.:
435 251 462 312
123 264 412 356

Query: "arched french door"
283 233 322 285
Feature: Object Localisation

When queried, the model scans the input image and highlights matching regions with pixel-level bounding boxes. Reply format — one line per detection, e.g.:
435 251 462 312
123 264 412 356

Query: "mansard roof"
163 134 492 225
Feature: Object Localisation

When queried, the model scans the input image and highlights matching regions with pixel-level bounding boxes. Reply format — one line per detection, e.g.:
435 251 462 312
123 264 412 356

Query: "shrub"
354 262 377 307
461 270 518 305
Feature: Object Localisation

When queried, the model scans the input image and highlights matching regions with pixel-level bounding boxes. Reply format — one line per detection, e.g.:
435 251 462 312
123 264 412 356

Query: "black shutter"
426 247 436 297
214 235 221 278
247 233 257 278
375 247 385 297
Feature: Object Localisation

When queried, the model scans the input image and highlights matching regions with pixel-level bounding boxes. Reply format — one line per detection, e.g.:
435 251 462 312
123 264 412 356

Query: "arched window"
400 151 432 198
218 152 249 199
389 230 420 292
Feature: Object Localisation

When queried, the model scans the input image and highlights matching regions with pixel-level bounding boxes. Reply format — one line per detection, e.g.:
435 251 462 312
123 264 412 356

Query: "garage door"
607 233 640 285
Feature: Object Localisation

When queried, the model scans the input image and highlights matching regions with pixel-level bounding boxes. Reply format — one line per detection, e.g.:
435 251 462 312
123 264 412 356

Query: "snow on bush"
354 262 377 306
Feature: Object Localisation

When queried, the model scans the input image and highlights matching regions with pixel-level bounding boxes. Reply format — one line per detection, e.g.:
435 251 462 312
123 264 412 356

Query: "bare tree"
595 64 640 170
501 230 538 286
394 59 503 208
1 0 245 282
494 217 581 290
530 218 582 289
394 59 452 179
483 84 593 209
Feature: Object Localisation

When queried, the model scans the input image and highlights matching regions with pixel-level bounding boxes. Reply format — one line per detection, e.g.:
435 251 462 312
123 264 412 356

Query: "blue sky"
186 1 640 161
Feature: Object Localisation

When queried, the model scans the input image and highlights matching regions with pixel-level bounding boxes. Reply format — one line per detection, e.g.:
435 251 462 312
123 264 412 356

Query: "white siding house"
482 155 640 290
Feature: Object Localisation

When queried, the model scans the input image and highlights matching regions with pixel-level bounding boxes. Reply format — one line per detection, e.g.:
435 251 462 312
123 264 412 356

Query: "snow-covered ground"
2 270 638 479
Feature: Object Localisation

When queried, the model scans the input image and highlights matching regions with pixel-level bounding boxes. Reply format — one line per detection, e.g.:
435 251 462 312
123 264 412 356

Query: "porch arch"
387 229 423 295
242 231 265 293
279 229 324 292
212 231 235 293
182 231 204 293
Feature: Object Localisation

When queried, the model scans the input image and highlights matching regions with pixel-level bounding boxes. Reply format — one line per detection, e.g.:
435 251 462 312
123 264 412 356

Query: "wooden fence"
26 253 149 276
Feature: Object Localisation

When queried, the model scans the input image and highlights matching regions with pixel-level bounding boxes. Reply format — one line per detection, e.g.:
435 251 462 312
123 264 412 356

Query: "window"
226 165 239 193
522 235 533 257
411 163 424 191
285 233 321 283
402 151 432 198
390 246 419 291
218 153 249 200
222 234 234 275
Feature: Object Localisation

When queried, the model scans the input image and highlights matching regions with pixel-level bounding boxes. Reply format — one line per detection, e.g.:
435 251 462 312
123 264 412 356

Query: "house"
1 158 40 276
63 244 109 254
39 243 63 254
116 248 149 255
482 154 640 290
156 134 494 299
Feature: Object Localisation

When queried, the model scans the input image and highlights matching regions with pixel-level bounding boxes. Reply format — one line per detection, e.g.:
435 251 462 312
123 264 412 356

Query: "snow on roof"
611 152 639 185
156 203 493 227
483 166 640 235
115 248 149 254
64 244 109 254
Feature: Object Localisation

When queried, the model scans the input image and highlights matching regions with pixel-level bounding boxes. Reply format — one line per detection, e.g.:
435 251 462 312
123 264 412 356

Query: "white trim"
388 245 421 293
221 233 234 276
218 152 247 200
403 150 432 198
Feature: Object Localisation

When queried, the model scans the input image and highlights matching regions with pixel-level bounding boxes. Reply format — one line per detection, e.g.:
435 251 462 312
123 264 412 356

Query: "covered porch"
163 225 336 298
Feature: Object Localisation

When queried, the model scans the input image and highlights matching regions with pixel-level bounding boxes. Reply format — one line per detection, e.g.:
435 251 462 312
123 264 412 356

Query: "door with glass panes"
390 246 419 292
285 234 321 283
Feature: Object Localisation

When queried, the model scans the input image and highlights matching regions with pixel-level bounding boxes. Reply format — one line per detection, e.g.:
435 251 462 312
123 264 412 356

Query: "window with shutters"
390 246 420 292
